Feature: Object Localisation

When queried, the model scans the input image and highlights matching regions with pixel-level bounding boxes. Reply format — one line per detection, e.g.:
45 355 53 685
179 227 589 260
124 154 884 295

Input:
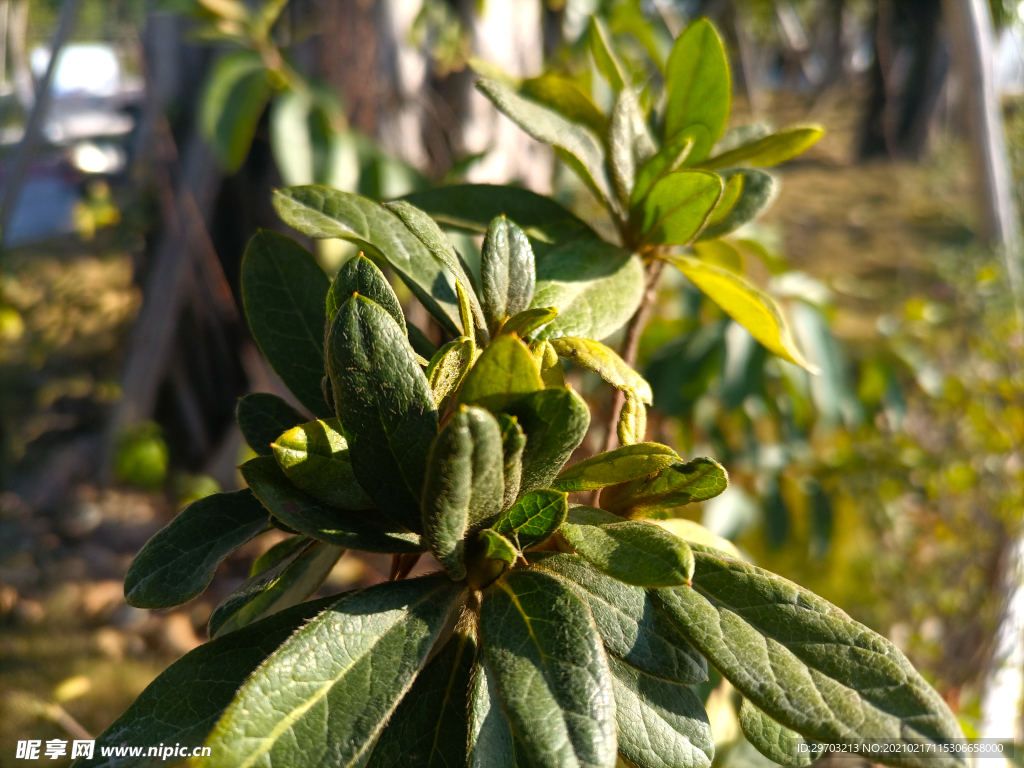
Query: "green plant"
84 16 964 768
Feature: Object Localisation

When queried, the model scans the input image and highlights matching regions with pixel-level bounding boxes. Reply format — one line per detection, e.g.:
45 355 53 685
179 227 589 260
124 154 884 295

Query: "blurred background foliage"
2 0 1024 761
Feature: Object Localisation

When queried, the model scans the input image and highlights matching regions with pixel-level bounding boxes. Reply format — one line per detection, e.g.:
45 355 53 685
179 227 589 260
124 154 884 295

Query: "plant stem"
599 258 667 455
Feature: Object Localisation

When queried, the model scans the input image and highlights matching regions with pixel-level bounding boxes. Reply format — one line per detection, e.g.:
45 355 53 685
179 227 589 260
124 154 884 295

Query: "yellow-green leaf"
617 392 647 446
705 172 744 226
520 73 607 137
669 255 817 372
664 19 731 163
459 334 544 412
703 125 824 170
636 170 723 246
426 336 474 411
693 239 743 273
549 336 653 404
501 307 558 339
589 16 627 91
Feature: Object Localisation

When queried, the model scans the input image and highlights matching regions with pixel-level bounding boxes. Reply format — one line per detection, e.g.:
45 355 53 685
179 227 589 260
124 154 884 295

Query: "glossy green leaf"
249 535 308 577
385 199 488 341
326 295 438 531
209 540 344 639
476 78 619 215
589 16 627 91
366 629 477 768
521 73 608 137
241 231 332 417
498 414 526 510
667 255 817 371
468 661 532 768
458 334 543 412
703 125 824 170
655 549 967 768
704 172 744 226
201 50 271 172
553 443 679 493
561 506 695 587
699 169 778 241
480 569 617 768
83 597 337 768
600 457 728 518
401 184 594 247
531 340 565 387
631 132 696 208
549 337 653 404
739 698 821 767
272 418 374 510
528 552 708 685
531 239 645 341
237 393 306 457
504 387 590 494
636 170 722 246
241 457 424 553
664 19 731 163
479 529 518 565
426 336 474 411
501 307 558 339
617 393 647 446
205 574 464 768
421 405 505 580
609 655 714 768
491 489 568 549
326 253 405 332
272 186 461 334
481 216 536 330
124 490 269 609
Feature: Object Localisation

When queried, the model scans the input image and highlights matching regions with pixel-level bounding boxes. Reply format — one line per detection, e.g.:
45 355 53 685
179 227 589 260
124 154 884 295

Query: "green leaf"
600 457 728 518
468 661 532 768
124 490 269 609
241 456 424 553
326 295 439 531
589 16 627 91
237 393 306 457
83 597 337 768
249 534 308 577
531 340 565 387
480 569 617 768
528 552 708 685
549 337 653 404
704 171 744 226
241 232 332 417
521 73 608 137
209 540 344 639
699 169 778 241
422 405 505 579
400 184 594 247
385 199 489 341
652 518 743 560
205 574 465 768
553 443 679 493
326 253 405 332
532 239 645 342
664 19 731 163
272 418 374 510
693 238 743 273
703 125 824 170
458 334 544 412
426 336 475 412
478 529 518 565
498 414 526 509
561 506 695 587
491 489 568 549
504 387 590 494
636 170 723 246
655 549 967 768
365 629 477 768
608 88 654 205
667 255 817 371
476 78 619 216
617 393 647 446
739 698 821 767
501 307 558 339
631 132 696 208
272 186 461 334
609 655 714 768
481 216 536 330
201 50 271 172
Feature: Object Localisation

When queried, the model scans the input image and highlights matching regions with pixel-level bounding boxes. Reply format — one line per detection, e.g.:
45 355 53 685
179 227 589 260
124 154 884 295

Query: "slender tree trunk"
8 0 30 110
944 0 1024 749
